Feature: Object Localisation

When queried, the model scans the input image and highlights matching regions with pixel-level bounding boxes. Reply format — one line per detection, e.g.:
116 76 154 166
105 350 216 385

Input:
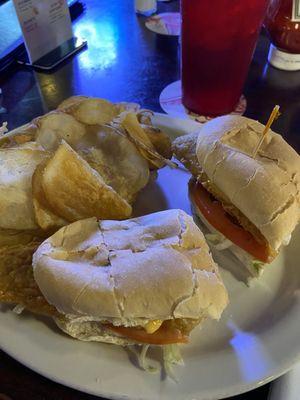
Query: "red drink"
181 0 269 117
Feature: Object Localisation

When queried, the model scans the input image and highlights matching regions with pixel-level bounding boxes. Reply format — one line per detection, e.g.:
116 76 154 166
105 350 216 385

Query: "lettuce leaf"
163 344 184 382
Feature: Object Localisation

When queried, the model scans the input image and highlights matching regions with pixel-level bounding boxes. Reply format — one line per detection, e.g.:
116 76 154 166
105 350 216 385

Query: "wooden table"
0 0 299 399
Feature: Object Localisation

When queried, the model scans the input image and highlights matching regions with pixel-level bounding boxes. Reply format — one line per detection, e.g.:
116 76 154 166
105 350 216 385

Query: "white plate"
0 114 299 400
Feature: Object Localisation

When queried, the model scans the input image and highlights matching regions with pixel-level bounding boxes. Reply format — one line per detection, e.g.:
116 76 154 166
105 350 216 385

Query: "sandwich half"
32 209 228 371
173 115 300 277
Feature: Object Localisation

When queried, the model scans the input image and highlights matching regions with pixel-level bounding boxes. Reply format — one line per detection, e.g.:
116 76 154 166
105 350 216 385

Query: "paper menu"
13 0 73 63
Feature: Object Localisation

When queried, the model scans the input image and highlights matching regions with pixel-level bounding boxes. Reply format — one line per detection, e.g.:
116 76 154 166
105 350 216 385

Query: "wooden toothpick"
252 105 280 159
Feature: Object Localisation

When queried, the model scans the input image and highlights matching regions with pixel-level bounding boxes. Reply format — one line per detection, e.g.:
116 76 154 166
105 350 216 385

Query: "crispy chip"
35 111 86 151
117 102 140 113
120 112 173 169
76 125 150 203
121 112 154 147
42 141 132 221
0 240 57 317
0 122 8 136
0 143 48 230
32 161 68 230
0 123 37 148
57 95 89 111
141 124 172 159
63 97 123 125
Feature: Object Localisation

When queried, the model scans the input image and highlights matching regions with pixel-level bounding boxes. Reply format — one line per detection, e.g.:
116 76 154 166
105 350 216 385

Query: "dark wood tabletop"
0 0 299 399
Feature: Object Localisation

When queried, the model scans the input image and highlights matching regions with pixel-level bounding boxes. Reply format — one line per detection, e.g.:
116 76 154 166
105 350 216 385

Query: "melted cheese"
144 320 163 334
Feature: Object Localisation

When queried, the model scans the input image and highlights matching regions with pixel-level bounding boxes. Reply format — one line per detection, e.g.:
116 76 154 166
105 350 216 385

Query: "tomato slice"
105 323 189 345
189 180 270 263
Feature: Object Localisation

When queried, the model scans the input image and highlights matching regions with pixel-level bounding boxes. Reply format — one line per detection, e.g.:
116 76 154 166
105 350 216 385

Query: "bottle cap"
268 44 300 71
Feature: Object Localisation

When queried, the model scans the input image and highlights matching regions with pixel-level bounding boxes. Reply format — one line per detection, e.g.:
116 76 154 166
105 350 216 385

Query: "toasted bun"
196 115 300 251
32 210 228 323
55 315 136 345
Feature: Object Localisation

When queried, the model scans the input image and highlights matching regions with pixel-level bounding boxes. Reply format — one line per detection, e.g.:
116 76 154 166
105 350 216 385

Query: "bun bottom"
189 195 265 279
55 315 205 346
55 315 136 346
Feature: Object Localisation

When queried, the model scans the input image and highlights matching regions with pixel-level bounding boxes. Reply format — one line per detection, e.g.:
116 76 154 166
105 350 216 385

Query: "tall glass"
181 0 269 117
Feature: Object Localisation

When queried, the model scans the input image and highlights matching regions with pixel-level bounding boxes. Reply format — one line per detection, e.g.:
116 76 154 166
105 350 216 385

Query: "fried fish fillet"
0 239 58 317
172 133 201 176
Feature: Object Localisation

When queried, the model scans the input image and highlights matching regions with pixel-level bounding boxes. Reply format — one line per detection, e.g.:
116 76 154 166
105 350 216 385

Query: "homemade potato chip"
121 112 154 147
0 123 37 148
0 143 48 230
32 161 68 230
137 109 153 125
35 111 86 151
141 124 172 160
57 95 89 111
0 122 7 136
120 112 174 169
117 101 140 113
59 97 140 115
42 141 132 222
62 97 123 125
75 125 150 203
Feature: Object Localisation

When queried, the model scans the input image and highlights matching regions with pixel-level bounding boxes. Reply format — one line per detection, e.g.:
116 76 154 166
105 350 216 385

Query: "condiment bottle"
265 0 300 70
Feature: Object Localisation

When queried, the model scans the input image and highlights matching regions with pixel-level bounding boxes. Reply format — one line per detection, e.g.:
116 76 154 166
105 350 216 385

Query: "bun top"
32 210 228 323
196 115 300 250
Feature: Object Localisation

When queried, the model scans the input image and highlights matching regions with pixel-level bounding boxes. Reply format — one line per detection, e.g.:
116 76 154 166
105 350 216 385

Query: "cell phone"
17 36 87 71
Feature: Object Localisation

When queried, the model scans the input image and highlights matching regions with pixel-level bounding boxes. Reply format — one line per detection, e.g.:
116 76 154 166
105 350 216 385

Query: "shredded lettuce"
205 233 233 250
12 304 25 315
163 344 184 382
127 345 158 373
127 344 184 380
252 260 265 275
139 345 158 373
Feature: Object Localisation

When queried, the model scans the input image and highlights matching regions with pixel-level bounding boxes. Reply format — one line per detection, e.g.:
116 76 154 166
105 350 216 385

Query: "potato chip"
117 102 140 113
42 141 132 222
120 112 175 169
0 122 7 136
63 97 123 125
141 124 172 159
32 161 68 230
137 109 154 125
0 123 37 148
0 143 48 230
76 125 150 203
121 112 154 147
57 95 89 111
34 111 86 151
